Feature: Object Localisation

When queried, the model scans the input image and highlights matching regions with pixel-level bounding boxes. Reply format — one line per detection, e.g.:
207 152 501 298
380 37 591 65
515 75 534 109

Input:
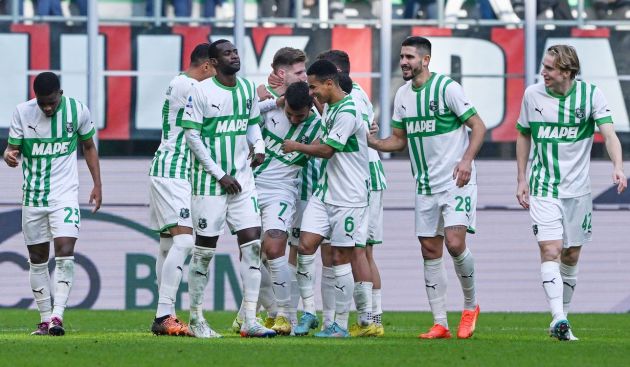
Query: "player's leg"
155 234 173 292
320 243 335 330
315 246 352 338
443 184 479 339
366 245 383 335
287 240 300 328
294 196 327 335
229 189 275 337
259 259 278 325
23 206 53 335
530 196 570 340
366 190 384 335
416 193 451 339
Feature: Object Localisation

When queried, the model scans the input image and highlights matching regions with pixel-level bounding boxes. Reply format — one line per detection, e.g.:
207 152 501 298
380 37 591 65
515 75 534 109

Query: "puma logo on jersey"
212 104 221 110
335 133 343 140
271 118 279 128
32 142 70 156
278 217 287 225
216 119 248 134
185 111 192 117
537 126 578 139
401 105 407 111
345 233 354 240
28 125 37 132
177 266 183 272
406 120 436 134
534 107 543 115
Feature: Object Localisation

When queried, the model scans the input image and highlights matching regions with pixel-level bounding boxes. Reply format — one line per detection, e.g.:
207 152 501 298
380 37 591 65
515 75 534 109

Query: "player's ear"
59 89 64 96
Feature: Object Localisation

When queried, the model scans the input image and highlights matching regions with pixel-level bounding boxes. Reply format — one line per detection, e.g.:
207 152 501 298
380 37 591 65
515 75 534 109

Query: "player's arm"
80 137 102 213
516 129 531 209
282 138 335 159
368 127 407 152
3 144 21 167
4 109 23 167
598 123 627 194
453 114 487 187
247 85 265 168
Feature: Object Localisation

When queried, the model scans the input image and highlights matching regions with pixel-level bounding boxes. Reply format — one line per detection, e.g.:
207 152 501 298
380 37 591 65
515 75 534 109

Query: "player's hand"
282 140 298 153
257 84 273 101
369 121 379 136
516 180 530 209
453 159 472 188
218 174 242 194
268 72 283 89
250 153 265 168
612 168 627 194
3 149 20 167
89 185 102 213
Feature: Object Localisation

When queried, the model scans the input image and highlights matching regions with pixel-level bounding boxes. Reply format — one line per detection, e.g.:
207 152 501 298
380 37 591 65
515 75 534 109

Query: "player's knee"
263 231 287 259
333 248 352 265
54 241 75 257
539 241 562 261
561 247 580 265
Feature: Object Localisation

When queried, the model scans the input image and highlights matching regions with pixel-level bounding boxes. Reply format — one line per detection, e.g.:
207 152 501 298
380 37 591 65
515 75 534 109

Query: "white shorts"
22 201 80 245
149 176 193 233
192 187 262 237
367 190 384 245
259 190 296 233
529 194 592 248
415 184 477 237
300 195 368 248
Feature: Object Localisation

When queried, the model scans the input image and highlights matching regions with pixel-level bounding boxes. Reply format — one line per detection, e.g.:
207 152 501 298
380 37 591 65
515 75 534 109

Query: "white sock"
333 263 354 330
560 262 578 317
354 281 373 326
297 253 317 315
288 263 299 324
452 248 477 310
268 257 291 317
52 256 75 319
156 234 192 318
156 236 173 291
240 240 262 325
29 261 52 323
424 257 448 329
258 261 277 319
188 246 215 320
321 266 336 328
372 288 382 324
541 261 566 322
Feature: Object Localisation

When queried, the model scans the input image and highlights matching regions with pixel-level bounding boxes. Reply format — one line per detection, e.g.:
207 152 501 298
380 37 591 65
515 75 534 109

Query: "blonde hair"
547 45 580 79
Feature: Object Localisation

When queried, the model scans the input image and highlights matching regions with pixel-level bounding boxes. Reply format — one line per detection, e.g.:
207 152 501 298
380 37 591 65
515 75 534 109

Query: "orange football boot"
457 305 480 339
419 324 451 339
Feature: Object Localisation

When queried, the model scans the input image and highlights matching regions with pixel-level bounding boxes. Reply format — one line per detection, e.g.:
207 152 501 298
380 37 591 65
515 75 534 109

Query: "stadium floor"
1 310 628 367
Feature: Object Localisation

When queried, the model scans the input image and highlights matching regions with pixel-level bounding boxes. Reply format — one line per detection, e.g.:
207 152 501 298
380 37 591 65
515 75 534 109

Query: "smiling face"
307 75 333 105
212 42 240 75
540 52 571 91
400 45 429 81
280 62 307 86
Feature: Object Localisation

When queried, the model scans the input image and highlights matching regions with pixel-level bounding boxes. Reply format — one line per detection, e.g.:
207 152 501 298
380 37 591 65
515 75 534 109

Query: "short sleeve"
591 86 613 126
516 90 531 134
77 104 96 141
324 111 360 152
391 88 405 130
180 84 205 130
174 78 194 128
444 81 476 122
8 108 23 146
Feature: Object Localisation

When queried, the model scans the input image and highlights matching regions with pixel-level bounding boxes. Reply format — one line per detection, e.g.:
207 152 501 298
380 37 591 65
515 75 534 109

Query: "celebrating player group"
4 36 625 341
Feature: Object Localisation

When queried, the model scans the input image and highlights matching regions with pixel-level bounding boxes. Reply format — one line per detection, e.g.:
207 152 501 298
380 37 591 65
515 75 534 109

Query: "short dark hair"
338 73 353 94
401 36 432 55
190 43 211 66
208 39 231 59
285 82 312 111
33 72 60 96
272 47 307 71
306 59 339 84
316 50 350 74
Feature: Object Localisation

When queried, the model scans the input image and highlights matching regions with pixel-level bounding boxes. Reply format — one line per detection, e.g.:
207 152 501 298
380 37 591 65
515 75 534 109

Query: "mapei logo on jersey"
537 126 579 139
31 142 71 156
179 208 190 219
406 120 436 134
264 136 297 160
575 108 585 119
216 119 248 134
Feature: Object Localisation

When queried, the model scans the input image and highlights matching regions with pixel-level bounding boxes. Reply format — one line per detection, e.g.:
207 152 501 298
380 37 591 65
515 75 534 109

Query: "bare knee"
539 241 562 262
419 236 444 260
333 247 352 266
28 243 50 264
263 230 288 259
53 237 76 257
561 246 581 266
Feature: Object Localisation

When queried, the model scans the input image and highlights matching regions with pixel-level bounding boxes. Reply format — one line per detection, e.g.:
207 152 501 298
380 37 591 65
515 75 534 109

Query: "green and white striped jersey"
254 105 322 194
350 83 387 191
517 81 613 198
149 73 196 180
392 72 477 195
315 94 370 207
8 96 96 207
181 76 261 196
298 157 324 201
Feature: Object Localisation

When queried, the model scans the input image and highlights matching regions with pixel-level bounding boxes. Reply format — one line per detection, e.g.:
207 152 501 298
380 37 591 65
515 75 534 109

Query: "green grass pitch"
1 310 628 366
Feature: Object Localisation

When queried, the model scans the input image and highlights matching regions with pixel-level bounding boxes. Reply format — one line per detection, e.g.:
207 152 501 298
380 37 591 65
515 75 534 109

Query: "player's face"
282 62 307 85
213 42 240 75
307 75 331 104
36 90 63 117
541 53 570 90
400 46 428 81
285 104 311 125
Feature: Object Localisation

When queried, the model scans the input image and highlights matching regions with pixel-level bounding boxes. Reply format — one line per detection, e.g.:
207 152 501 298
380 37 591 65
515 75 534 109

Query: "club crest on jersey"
65 121 74 134
299 135 309 144
246 98 252 110
180 208 190 219
429 100 438 112
575 108 585 119
198 218 207 229
532 224 538 235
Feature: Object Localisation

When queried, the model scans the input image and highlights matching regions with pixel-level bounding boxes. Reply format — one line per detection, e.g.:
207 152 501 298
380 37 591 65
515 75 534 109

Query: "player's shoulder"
18 98 38 111
171 73 197 89
236 76 256 91
523 82 546 97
